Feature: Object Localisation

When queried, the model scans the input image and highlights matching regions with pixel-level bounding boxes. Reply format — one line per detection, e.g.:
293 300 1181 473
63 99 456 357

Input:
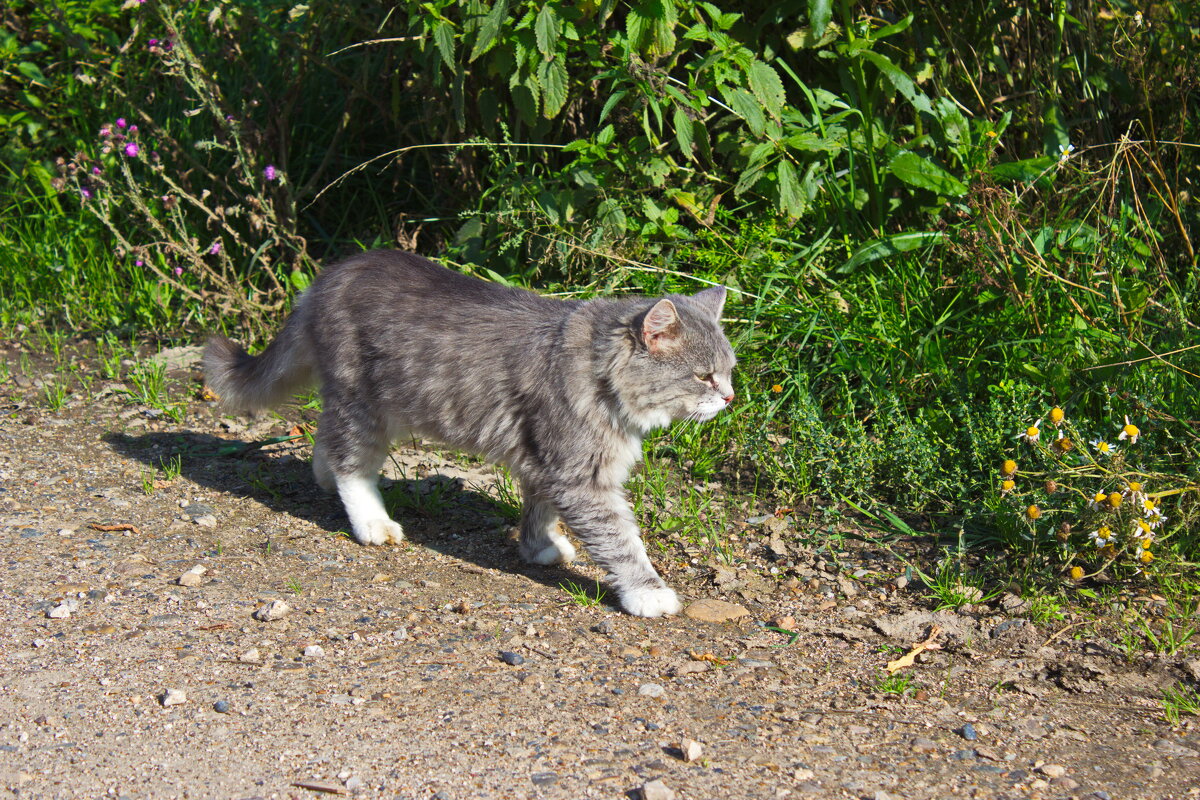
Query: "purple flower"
116 118 127 129
123 142 140 157
99 126 112 138
92 166 102 175
80 187 93 200
128 124 138 135
209 242 221 255
263 165 277 182
135 259 144 267
148 38 158 46
173 266 183 276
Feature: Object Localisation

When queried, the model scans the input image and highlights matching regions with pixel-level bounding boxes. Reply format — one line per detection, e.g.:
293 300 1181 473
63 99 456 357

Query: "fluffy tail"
203 305 315 412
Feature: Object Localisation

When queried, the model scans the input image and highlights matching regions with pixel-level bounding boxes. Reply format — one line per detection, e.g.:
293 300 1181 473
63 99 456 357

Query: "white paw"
620 586 681 618
353 518 405 546
532 535 577 565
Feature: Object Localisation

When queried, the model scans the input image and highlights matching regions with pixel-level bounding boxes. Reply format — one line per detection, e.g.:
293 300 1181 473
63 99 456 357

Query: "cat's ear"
690 286 727 320
642 299 682 355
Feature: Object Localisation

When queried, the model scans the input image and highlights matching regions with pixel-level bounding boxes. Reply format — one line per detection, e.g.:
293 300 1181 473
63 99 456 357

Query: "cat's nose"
723 393 735 404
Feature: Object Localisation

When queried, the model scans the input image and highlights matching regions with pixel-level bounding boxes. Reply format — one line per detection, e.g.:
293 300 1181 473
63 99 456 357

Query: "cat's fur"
203 250 736 617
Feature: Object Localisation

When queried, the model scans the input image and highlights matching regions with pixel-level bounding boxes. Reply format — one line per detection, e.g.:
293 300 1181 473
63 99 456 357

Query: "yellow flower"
1139 549 1154 564
1069 566 1084 580
1000 459 1018 476
1025 504 1042 520
1088 526 1114 547
1133 519 1154 538
771 384 783 393
1089 438 1116 458
985 130 998 138
1049 406 1065 425
1117 415 1140 444
1089 491 1108 511
1001 479 1016 494
1052 431 1074 453
1107 492 1123 509
1020 423 1042 444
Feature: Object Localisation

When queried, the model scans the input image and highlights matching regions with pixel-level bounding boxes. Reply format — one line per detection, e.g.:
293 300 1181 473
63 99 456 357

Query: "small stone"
592 619 614 635
637 683 665 698
530 772 557 786
1051 777 1080 791
193 514 217 528
499 651 525 666
253 599 291 621
160 689 187 707
1037 763 1066 778
344 776 363 791
178 572 203 587
619 645 642 659
370 573 393 583
910 736 938 754
303 644 326 659
737 658 772 668
213 700 231 713
680 738 703 762
238 648 261 664
638 779 675 800
683 598 749 623
47 602 73 619
768 615 797 631
893 575 909 590
960 723 978 740
1153 738 1199 757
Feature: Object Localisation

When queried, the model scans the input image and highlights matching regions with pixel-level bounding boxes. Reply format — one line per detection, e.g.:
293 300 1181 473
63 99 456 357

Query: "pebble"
637 683 665 698
1038 763 1067 778
530 772 557 786
178 565 206 587
193 514 217 528
960 723 978 740
680 738 703 762
910 737 938 754
737 658 772 668
160 689 187 707
683 598 749 623
47 601 74 619
893 575 909 590
303 644 326 659
592 620 614 635
239 648 261 664
253 600 291 621
213 700 231 713
499 651 525 666
638 779 675 800
344 776 363 791
1153 738 1199 757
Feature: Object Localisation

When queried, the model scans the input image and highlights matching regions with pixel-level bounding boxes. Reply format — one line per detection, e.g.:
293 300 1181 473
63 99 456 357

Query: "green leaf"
777 159 804 217
16 61 48 86
432 21 456 70
989 156 1055 183
746 60 785 119
469 0 509 62
858 50 932 116
722 86 766 137
289 269 312 291
599 89 627 123
673 105 694 159
838 231 947 273
512 76 539 124
1041 102 1069 158
535 4 561 57
784 131 843 154
873 13 913 40
627 0 676 56
539 57 568 118
597 198 627 236
887 151 968 196
807 0 832 35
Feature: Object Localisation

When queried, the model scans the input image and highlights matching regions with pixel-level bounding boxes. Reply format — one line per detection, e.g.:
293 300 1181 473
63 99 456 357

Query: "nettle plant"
997 405 1176 580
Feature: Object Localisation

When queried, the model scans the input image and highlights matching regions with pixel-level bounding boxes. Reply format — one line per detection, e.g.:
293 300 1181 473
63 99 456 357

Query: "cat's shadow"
104 431 594 597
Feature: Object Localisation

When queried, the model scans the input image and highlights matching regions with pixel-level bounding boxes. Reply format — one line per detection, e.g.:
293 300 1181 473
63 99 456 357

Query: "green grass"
559 580 607 608
1161 683 1200 726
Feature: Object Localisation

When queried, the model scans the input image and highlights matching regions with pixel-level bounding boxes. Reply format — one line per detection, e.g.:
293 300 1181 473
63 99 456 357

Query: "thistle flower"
173 266 183 276
263 164 278 182
116 117 127 129
123 142 140 157
1117 416 1140 444
208 242 221 255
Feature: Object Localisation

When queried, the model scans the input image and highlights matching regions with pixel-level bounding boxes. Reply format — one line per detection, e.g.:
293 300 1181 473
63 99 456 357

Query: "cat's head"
618 286 737 432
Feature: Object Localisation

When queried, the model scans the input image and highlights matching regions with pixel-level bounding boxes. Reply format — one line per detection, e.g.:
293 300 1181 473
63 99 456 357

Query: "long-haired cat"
204 250 736 617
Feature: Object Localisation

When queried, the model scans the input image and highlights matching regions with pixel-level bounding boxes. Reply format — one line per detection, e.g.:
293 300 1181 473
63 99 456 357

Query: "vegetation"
1 1 1197 621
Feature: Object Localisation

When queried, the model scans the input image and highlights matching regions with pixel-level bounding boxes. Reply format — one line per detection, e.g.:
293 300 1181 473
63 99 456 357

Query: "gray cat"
203 250 736 617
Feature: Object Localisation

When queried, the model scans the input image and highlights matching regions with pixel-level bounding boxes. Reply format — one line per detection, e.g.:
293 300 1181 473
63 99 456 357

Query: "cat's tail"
203 303 316 412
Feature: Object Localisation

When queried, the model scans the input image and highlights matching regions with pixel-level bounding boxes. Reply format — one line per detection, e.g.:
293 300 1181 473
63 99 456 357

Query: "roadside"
0 340 1197 800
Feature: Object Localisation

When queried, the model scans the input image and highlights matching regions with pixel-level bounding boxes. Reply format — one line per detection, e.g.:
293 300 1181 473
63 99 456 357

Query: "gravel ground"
0 342 1198 800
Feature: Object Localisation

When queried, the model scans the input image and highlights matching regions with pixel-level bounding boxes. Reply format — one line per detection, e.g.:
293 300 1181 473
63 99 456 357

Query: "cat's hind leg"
517 487 576 565
318 409 404 546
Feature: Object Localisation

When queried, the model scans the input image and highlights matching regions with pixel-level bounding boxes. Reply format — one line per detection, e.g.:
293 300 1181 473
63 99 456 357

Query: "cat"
203 250 736 617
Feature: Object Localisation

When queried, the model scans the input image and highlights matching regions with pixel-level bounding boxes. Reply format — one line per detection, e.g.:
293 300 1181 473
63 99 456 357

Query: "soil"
0 340 1198 800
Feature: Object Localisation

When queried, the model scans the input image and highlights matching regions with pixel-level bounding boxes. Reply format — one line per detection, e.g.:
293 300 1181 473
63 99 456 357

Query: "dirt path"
0 344 1197 799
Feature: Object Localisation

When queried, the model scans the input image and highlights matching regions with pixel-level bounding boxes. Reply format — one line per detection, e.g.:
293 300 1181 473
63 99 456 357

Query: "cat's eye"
695 370 714 383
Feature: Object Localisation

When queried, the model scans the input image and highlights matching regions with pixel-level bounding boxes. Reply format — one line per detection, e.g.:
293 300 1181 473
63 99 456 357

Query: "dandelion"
1117 415 1140 444
1020 422 1042 444
1025 504 1042 521
1088 526 1114 548
1049 406 1065 426
1058 143 1075 162
1089 438 1116 458
1000 459 1018 476
1001 479 1016 495
263 164 278 182
985 130 998 139
1069 565 1084 581
123 142 140 157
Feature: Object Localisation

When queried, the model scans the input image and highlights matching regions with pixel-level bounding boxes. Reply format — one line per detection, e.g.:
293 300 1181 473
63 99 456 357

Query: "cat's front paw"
620 586 681 618
353 518 405 546
522 534 577 566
